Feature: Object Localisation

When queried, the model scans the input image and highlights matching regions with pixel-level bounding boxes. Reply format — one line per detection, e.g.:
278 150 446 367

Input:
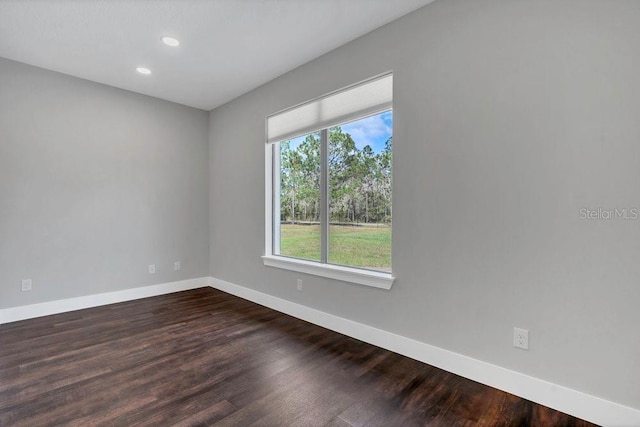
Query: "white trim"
0 277 209 325
262 255 394 289
210 276 640 427
265 143 274 257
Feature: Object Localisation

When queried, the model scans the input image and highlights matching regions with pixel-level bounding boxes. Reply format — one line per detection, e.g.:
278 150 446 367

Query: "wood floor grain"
0 287 596 426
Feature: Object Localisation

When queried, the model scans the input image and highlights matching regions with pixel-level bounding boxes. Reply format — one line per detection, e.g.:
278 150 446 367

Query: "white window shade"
267 73 392 144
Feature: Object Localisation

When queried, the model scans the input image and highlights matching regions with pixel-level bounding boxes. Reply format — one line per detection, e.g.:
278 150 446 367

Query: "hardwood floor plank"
0 287 597 426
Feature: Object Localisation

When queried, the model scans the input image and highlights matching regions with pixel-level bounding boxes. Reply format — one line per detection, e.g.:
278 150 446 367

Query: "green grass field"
279 224 391 271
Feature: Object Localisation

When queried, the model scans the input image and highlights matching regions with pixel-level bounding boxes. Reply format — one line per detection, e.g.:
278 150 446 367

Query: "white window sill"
262 255 394 290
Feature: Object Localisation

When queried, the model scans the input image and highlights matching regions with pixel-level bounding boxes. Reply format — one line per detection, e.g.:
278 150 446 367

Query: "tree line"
279 126 392 225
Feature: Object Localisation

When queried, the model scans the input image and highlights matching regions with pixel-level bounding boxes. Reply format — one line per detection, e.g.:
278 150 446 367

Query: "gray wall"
209 0 640 410
0 57 209 309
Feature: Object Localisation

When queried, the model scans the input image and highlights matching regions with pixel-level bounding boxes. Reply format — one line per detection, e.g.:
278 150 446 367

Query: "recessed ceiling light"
136 67 151 75
161 36 180 47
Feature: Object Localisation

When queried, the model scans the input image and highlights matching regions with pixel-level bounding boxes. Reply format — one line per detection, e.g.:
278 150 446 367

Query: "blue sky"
342 110 392 153
287 110 392 154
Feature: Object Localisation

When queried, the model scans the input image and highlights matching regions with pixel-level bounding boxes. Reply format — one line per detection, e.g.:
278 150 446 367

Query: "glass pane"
276 133 321 262
328 111 392 272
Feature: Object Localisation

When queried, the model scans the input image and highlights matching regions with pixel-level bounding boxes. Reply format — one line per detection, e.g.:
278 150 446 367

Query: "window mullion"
272 143 281 255
320 129 329 263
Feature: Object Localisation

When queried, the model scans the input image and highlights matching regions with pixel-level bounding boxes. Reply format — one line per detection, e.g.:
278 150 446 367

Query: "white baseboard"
0 277 209 324
210 276 640 427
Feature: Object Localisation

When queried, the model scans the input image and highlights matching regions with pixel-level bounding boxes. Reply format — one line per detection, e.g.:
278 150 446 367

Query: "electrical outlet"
513 327 529 350
148 264 156 274
21 279 32 292
296 279 303 291
174 261 181 271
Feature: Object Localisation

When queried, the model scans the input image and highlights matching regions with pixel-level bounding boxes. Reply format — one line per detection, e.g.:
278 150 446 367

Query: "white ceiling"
0 0 434 111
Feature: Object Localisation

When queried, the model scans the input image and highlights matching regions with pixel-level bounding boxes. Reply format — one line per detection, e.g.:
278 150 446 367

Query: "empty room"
1 0 639 425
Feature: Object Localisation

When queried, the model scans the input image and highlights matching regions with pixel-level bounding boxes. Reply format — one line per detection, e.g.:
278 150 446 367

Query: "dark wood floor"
0 287 595 426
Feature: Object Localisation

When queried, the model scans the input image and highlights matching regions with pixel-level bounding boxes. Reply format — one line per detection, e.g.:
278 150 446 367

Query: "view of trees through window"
276 111 392 272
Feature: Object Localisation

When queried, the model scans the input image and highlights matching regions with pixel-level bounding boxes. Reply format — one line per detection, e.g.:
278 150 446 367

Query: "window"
264 73 394 289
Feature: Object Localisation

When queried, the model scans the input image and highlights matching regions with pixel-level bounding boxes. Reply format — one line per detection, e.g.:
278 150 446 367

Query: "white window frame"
263 74 395 290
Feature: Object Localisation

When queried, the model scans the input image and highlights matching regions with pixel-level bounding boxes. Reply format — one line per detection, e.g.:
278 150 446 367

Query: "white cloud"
341 113 392 152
